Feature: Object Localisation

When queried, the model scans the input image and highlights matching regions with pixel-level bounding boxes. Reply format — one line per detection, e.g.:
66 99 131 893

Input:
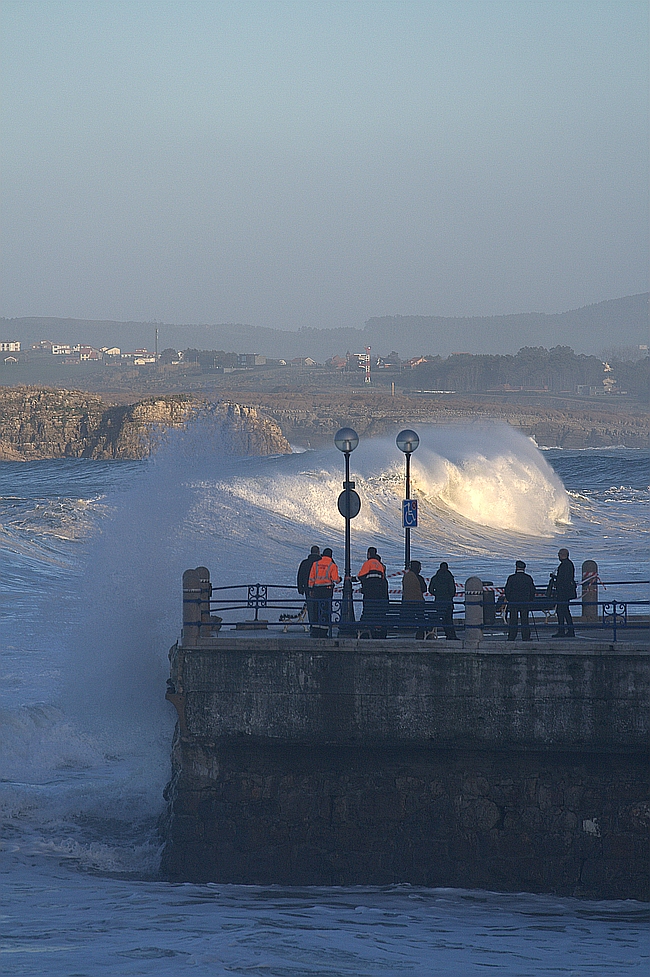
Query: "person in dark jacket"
297 545 320 630
297 545 320 597
552 548 576 637
359 547 388 638
504 560 536 641
428 561 458 639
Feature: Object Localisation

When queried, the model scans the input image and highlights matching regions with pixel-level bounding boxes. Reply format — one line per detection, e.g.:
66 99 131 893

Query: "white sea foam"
413 426 570 536
201 425 571 559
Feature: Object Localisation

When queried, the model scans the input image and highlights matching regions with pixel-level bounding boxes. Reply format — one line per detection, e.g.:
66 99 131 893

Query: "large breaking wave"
195 424 571 572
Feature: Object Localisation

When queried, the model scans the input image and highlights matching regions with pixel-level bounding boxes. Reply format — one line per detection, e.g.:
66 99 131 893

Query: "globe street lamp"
396 428 419 568
334 427 360 623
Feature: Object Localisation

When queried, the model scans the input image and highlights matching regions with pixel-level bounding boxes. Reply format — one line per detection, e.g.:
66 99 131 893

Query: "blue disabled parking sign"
402 499 418 528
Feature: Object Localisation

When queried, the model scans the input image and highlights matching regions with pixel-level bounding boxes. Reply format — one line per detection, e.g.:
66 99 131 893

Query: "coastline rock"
224 392 650 449
0 387 291 460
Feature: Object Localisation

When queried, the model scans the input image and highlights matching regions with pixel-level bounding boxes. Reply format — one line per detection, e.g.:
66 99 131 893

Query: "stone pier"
161 634 649 900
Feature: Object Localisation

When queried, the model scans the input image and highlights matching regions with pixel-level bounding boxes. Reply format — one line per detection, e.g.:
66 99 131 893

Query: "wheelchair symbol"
402 499 418 528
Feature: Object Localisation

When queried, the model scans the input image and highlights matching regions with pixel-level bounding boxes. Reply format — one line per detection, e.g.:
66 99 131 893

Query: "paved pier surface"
162 636 649 899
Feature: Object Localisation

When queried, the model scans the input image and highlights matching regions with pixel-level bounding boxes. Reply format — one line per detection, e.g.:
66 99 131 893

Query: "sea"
1 422 648 976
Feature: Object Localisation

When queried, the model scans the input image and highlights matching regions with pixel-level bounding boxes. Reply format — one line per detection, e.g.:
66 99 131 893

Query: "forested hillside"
410 347 649 401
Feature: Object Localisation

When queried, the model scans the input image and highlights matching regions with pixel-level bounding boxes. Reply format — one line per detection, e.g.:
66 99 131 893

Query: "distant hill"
364 294 649 358
1 294 647 361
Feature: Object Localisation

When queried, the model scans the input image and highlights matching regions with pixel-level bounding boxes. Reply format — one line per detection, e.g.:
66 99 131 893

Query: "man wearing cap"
504 560 536 641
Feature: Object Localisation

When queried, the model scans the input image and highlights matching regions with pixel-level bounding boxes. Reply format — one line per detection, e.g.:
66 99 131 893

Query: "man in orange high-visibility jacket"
358 546 389 638
308 547 340 637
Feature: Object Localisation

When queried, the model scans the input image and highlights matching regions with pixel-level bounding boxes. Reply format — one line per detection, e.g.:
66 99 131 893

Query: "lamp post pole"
344 447 352 582
405 449 412 566
396 429 420 569
335 428 360 623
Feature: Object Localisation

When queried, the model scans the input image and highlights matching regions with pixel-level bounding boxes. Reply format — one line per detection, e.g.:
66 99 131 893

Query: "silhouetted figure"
552 548 576 638
428 561 458 639
358 547 388 638
402 560 427 637
297 545 320 597
298 545 320 629
308 547 340 637
504 560 536 641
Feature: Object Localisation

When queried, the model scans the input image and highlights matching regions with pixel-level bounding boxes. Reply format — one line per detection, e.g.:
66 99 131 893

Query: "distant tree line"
609 358 650 402
411 346 649 401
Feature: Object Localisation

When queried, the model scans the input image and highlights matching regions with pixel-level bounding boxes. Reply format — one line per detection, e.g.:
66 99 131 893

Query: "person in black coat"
297 546 320 627
552 548 576 637
428 562 458 639
297 545 320 597
504 560 536 641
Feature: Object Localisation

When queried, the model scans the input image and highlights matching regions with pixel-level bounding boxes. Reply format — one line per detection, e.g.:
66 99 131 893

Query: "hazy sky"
2 0 648 330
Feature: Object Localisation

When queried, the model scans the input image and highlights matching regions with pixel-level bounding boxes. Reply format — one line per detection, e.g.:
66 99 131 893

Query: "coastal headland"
0 384 648 459
0 387 290 460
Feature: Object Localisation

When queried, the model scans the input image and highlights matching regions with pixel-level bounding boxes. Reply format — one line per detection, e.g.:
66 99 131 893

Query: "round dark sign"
337 489 361 520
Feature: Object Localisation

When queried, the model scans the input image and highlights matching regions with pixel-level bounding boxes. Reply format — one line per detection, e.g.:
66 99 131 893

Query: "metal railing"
483 596 649 642
208 588 463 639
181 568 649 643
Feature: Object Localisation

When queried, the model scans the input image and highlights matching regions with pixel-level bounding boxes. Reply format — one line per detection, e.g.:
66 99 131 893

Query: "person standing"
308 547 340 637
402 559 427 638
358 547 388 638
428 561 458 639
553 548 576 638
297 545 320 598
297 545 320 628
504 561 536 641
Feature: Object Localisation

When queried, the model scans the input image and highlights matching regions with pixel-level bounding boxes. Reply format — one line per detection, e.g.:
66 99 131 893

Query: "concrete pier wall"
161 637 650 899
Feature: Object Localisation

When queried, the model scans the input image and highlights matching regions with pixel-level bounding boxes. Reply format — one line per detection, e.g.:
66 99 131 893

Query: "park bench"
338 600 457 640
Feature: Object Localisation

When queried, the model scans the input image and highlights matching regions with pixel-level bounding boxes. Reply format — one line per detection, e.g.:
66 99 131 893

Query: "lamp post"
396 428 419 568
334 427 360 623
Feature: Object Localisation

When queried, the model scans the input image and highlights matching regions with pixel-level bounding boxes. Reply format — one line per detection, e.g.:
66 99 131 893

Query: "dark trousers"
361 599 388 638
508 606 530 640
400 600 425 639
556 601 574 635
436 599 457 639
308 586 333 636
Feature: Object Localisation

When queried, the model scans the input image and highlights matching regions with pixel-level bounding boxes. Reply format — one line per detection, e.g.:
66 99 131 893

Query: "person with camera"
552 548 576 638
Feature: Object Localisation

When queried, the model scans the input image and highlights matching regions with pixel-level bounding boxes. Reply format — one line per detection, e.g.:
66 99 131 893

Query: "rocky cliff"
228 391 650 448
0 387 291 460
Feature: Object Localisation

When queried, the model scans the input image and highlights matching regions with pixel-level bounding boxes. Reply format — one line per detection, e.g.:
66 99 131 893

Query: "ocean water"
1 423 648 975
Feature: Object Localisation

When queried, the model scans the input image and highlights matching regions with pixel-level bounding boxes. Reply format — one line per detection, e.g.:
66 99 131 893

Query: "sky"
1 0 648 331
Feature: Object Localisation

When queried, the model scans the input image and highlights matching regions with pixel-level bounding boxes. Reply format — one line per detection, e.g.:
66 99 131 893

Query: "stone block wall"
161 638 650 899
